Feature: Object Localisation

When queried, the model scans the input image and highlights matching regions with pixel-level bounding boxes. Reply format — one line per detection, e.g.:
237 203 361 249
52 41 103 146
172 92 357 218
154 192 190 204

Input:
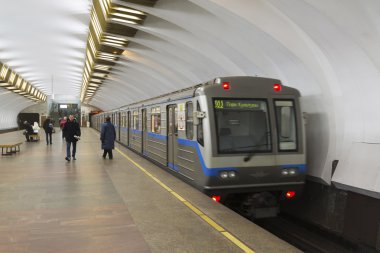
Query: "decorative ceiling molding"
0 62 47 102
80 0 158 103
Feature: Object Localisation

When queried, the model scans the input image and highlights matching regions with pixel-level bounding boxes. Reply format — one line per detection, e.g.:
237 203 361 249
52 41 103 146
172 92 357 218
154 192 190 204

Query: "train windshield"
214 99 271 154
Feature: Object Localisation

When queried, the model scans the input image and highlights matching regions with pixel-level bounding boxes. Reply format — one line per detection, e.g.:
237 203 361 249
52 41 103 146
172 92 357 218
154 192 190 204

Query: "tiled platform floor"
0 128 300 253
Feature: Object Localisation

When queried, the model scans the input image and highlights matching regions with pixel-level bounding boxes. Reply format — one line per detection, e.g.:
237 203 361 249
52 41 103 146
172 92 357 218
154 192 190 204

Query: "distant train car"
92 76 306 218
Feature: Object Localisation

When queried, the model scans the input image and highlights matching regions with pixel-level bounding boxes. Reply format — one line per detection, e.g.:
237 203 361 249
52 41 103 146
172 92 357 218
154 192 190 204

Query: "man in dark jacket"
23 121 34 142
100 116 116 159
43 117 53 145
63 115 81 161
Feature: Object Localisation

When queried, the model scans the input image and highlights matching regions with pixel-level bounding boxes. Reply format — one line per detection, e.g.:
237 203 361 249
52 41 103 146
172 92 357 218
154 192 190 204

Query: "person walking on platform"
60 116 67 139
23 121 34 142
63 115 81 161
43 117 54 145
100 116 116 159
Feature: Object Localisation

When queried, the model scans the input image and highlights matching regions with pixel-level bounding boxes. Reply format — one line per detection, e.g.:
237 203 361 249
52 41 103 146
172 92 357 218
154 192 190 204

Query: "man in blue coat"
100 116 116 159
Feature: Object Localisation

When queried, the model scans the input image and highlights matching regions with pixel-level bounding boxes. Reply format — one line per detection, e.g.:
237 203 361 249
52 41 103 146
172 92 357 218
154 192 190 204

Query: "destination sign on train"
214 99 260 109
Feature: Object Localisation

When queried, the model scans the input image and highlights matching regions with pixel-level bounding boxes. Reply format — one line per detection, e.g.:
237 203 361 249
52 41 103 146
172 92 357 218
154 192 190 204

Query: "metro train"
91 76 306 218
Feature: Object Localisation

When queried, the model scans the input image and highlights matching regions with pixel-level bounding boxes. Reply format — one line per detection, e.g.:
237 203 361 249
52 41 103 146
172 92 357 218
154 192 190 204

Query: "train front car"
195 76 306 218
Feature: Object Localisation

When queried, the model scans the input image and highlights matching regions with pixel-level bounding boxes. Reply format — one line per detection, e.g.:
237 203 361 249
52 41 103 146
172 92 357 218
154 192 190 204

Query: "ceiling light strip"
0 62 46 102
113 6 144 15
104 35 128 41
110 17 137 25
111 12 142 20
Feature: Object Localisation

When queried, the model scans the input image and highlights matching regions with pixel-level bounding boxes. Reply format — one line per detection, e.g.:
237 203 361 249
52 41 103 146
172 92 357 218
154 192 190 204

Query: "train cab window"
196 102 204 146
214 99 271 154
274 100 297 151
186 102 193 139
151 107 161 133
133 110 139 130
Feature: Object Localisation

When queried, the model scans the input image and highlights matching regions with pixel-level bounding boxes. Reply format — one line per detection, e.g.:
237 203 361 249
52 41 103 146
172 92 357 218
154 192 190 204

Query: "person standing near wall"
100 116 116 159
43 116 53 145
63 115 81 161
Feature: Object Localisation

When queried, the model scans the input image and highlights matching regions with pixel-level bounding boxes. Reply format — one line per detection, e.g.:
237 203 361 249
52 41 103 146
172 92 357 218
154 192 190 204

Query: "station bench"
0 142 22 155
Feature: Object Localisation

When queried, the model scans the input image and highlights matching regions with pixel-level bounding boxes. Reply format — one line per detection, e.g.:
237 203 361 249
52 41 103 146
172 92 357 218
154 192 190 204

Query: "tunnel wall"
282 180 380 252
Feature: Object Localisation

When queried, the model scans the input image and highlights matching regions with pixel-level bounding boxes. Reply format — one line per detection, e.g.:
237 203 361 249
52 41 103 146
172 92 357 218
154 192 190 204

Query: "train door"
142 108 147 154
127 111 131 147
167 104 178 171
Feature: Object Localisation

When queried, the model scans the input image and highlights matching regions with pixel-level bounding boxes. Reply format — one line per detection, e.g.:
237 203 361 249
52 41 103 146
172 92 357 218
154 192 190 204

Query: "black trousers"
45 132 52 144
103 149 113 159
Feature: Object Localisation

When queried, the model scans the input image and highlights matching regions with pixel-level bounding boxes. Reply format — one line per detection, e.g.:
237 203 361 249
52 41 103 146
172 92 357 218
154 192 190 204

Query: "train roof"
114 76 299 111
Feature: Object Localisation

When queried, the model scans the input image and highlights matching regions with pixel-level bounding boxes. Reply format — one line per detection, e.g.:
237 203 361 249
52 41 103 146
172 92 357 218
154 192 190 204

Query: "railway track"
254 215 356 253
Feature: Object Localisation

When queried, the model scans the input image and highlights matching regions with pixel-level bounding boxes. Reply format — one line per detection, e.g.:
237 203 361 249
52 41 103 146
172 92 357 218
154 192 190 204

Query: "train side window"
142 109 147 131
186 102 193 139
196 102 204 146
133 110 139 130
122 112 126 127
174 106 178 135
151 107 161 133
274 100 297 151
127 111 131 129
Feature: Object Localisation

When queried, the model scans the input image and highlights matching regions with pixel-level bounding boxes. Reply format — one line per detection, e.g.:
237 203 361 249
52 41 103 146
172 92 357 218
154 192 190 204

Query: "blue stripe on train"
131 129 142 134
177 138 236 176
147 132 167 141
178 139 307 176
168 162 179 172
136 132 307 176
120 127 129 132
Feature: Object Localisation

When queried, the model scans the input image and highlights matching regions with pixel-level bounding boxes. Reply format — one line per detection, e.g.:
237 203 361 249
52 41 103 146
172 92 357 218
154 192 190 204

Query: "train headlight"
281 168 298 176
220 171 228 179
219 171 237 179
228 171 236 178
281 170 289 176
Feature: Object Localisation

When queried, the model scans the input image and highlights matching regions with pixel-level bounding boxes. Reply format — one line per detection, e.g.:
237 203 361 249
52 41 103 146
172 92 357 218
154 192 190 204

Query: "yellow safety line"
115 147 255 253
222 232 256 253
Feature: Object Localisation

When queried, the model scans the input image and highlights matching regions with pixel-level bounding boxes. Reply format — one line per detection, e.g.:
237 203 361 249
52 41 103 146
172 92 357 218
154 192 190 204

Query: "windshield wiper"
243 143 271 162
243 131 272 162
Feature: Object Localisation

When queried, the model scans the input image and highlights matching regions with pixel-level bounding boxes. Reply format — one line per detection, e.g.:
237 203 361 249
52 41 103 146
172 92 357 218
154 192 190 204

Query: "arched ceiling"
1 0 380 197
0 0 91 96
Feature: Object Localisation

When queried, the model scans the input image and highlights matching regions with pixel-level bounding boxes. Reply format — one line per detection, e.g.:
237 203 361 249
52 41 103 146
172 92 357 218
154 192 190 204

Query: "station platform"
0 128 300 253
